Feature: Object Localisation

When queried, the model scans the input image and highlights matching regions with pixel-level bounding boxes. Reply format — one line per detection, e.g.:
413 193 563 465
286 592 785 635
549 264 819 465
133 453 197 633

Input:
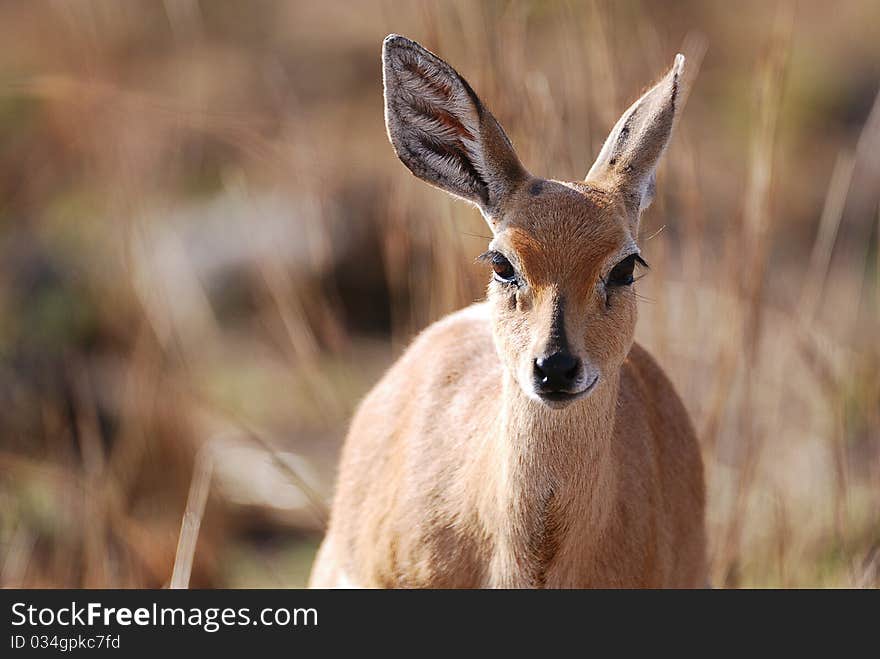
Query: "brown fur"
309 37 706 588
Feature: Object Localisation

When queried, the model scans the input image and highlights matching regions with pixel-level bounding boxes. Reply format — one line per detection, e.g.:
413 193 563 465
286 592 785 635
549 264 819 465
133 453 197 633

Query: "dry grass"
0 0 878 588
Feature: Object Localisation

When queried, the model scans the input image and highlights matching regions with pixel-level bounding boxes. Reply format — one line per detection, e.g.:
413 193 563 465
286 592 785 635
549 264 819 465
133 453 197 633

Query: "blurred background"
1 0 878 588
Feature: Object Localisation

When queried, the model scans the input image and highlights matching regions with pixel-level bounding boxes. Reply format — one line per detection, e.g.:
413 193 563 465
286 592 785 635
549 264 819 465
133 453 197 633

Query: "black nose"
534 352 581 391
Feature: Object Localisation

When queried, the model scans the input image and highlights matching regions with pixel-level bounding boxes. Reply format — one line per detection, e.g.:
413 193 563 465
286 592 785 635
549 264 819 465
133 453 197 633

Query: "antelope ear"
382 34 528 223
586 54 685 219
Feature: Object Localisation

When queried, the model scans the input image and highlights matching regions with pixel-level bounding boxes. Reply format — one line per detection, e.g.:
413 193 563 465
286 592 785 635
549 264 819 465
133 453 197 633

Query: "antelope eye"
606 254 647 287
490 254 517 283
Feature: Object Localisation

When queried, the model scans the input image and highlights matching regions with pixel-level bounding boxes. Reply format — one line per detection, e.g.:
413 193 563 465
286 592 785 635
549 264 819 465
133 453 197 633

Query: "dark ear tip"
673 53 685 73
672 54 685 85
383 34 415 55
669 54 685 106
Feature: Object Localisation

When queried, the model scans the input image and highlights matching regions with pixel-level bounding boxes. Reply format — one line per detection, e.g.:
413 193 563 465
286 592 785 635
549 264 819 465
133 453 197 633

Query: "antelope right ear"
382 35 528 224
586 54 685 221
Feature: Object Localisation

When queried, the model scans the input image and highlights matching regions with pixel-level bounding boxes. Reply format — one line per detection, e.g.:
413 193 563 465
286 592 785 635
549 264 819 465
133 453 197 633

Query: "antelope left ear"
586 54 684 221
382 34 529 227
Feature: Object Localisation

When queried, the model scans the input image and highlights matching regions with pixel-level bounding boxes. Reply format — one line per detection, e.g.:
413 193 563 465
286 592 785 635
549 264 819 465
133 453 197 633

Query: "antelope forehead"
504 225 626 287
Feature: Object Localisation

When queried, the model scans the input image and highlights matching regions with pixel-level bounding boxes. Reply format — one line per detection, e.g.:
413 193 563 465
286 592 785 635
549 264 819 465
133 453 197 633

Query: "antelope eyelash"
476 250 502 263
609 253 650 272
601 253 650 287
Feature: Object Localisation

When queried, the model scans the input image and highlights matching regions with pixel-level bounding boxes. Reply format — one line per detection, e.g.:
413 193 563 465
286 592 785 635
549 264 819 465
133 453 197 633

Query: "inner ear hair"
382 35 528 219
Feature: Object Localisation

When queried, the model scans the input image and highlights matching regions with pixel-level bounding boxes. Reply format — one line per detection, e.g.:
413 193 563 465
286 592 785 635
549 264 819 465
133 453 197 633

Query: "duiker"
309 35 706 588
